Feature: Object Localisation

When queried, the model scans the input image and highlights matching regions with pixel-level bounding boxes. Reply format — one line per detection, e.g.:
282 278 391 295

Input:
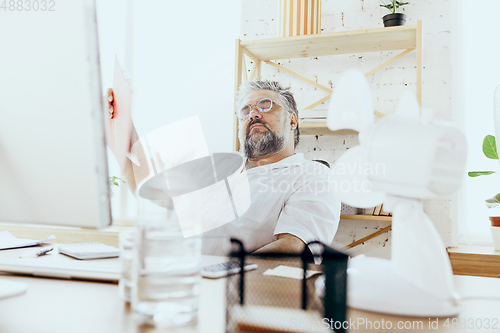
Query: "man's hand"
253 233 306 254
107 88 114 119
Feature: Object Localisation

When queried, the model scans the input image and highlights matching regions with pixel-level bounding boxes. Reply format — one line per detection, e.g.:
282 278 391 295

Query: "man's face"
237 90 290 159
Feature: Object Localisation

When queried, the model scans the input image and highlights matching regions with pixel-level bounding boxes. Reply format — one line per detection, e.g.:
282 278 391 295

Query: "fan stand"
347 256 459 317
348 198 460 317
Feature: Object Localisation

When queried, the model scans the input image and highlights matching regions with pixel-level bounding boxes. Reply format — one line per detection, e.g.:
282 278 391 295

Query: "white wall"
96 0 241 221
241 0 455 253
462 0 500 244
130 1 240 153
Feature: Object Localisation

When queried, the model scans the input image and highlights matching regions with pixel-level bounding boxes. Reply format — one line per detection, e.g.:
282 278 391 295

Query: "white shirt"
202 153 341 257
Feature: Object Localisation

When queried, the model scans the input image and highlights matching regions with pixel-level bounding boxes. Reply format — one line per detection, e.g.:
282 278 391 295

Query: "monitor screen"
0 0 111 228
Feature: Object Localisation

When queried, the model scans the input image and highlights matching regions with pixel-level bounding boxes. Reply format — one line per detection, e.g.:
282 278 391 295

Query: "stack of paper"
0 231 55 250
299 107 328 123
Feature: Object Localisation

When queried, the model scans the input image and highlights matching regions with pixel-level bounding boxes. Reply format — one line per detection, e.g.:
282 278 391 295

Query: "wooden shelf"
448 245 500 278
340 214 392 221
299 122 357 136
233 21 422 151
240 24 418 61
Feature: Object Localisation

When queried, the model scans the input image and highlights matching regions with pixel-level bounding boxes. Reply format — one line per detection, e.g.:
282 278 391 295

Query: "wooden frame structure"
233 21 423 151
233 22 423 232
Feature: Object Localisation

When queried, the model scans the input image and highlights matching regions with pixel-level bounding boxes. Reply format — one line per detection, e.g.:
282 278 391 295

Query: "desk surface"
0 255 228 333
0 227 499 333
1 260 500 333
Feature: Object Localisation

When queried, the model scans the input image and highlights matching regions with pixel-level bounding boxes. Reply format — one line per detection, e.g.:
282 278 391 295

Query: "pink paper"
107 56 133 173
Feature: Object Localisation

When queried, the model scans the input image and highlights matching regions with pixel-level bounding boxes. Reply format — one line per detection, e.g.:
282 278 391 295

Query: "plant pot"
383 13 407 27
489 217 500 251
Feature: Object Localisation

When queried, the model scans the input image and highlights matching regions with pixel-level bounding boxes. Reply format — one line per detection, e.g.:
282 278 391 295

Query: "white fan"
328 69 467 317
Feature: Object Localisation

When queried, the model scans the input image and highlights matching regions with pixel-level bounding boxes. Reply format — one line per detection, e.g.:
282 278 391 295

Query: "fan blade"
327 69 374 133
330 145 385 208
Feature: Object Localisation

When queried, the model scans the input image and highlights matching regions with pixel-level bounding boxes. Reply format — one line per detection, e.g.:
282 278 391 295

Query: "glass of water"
118 229 135 302
132 195 202 327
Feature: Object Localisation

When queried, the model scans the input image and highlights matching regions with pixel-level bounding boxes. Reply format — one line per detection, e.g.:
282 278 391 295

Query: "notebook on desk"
59 243 119 260
0 245 120 282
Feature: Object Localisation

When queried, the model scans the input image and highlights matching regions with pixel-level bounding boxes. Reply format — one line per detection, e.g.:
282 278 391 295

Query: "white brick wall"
240 0 454 254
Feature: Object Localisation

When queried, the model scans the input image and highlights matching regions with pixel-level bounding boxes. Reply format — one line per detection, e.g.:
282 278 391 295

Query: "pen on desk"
19 247 53 258
36 247 53 257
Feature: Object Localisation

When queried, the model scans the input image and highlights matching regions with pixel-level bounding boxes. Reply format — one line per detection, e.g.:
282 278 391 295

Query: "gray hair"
237 80 300 148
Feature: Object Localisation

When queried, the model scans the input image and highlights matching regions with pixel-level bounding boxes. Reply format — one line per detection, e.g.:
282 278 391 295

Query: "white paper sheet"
0 231 56 250
263 265 322 280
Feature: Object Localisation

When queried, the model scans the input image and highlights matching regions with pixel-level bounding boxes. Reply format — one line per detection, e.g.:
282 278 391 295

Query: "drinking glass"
131 196 202 327
118 229 135 302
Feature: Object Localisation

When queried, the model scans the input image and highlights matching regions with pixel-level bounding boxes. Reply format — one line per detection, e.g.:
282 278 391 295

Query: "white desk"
0 255 227 333
1 253 500 333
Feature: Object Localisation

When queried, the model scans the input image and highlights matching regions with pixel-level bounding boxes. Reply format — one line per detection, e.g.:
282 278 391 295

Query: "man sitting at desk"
110 80 340 256
196 80 340 256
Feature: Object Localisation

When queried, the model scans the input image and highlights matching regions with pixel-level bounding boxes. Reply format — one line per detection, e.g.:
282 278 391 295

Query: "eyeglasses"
235 98 282 120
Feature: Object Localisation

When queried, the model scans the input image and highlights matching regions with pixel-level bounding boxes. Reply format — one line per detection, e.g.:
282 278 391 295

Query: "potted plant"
380 0 409 27
468 135 500 251
109 176 126 197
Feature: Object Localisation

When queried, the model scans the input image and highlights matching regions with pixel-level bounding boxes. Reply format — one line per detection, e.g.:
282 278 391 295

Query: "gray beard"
244 127 286 159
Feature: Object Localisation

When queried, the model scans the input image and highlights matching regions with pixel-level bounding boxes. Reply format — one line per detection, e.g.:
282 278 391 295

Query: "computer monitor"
0 0 111 228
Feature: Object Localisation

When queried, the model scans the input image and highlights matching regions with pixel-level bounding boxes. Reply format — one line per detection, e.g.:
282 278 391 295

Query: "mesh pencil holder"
226 239 348 333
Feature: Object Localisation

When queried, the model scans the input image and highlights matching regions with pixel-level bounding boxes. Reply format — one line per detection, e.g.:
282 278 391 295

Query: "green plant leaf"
109 176 126 188
486 193 500 208
380 1 394 12
483 135 499 159
468 171 496 177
